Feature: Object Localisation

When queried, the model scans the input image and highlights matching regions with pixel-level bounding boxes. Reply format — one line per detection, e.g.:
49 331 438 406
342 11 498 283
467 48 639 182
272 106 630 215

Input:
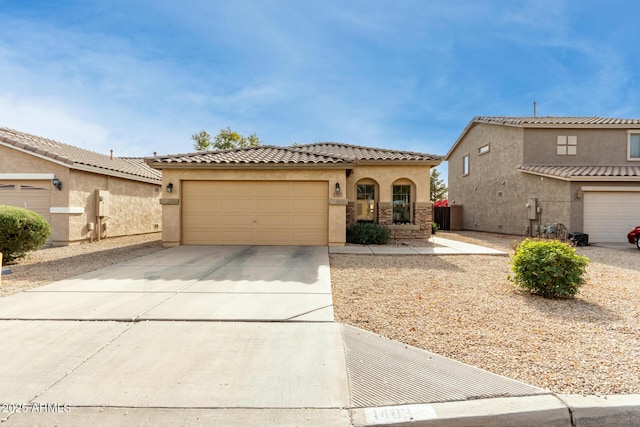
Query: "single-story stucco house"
146 143 442 247
0 127 162 245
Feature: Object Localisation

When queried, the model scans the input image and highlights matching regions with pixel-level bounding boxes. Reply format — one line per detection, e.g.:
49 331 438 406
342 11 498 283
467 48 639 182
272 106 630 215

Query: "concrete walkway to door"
0 245 628 426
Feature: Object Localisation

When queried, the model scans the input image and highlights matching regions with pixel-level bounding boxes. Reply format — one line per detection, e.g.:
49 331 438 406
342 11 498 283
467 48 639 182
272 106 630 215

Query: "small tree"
430 168 448 202
192 130 212 151
193 128 261 151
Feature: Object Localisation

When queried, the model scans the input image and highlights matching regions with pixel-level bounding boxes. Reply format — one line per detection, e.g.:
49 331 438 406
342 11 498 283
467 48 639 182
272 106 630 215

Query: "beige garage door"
583 191 640 242
0 181 52 223
182 181 328 245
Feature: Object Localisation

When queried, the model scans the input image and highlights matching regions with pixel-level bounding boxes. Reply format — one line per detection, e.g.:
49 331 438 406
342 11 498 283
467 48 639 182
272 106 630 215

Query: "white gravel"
331 232 640 395
1 233 163 297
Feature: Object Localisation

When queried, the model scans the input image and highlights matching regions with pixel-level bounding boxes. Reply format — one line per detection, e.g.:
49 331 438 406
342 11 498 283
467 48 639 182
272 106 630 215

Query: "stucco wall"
0 145 71 243
0 145 161 244
523 128 634 165
448 123 529 234
159 168 347 247
68 170 162 242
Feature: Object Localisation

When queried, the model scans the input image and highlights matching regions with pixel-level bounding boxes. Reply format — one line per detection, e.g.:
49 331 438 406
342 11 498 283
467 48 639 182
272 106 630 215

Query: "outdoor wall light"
52 178 62 191
335 182 341 194
166 182 174 193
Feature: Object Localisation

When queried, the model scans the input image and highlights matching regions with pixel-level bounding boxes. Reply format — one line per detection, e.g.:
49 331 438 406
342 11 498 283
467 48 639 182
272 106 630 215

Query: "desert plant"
346 222 390 245
0 206 51 265
509 238 589 299
432 222 438 234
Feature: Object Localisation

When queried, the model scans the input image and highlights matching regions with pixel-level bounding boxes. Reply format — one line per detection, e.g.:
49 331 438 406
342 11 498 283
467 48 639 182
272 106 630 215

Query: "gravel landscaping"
0 234 163 297
331 231 640 395
2 231 638 395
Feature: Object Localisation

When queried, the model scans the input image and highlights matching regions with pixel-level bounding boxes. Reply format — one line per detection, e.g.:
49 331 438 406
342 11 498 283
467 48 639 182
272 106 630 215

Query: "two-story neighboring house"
445 116 640 243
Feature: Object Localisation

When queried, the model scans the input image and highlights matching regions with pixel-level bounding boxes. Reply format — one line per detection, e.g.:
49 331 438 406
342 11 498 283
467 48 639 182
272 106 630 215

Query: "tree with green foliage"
430 167 448 202
192 128 261 151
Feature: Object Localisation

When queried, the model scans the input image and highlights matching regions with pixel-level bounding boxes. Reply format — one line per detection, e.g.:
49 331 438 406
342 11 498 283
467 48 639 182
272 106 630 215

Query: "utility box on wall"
95 190 110 217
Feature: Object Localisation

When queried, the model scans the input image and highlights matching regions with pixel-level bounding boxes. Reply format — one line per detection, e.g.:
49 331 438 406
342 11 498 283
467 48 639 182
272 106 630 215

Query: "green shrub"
509 238 589 299
346 222 390 245
0 205 51 265
432 222 438 234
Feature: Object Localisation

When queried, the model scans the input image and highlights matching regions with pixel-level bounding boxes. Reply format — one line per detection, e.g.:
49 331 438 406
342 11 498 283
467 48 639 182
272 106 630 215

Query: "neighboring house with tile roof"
0 127 162 245
445 116 640 242
146 143 442 247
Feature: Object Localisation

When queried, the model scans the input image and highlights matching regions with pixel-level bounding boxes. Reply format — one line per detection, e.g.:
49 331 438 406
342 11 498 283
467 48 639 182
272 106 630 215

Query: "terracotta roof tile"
295 142 441 161
518 164 640 179
0 127 161 182
474 116 640 126
147 145 351 165
148 143 442 167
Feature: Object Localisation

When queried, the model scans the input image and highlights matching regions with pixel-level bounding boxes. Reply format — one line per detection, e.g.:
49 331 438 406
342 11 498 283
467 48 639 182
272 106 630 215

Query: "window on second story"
479 144 490 155
557 136 577 155
628 133 640 160
462 155 469 176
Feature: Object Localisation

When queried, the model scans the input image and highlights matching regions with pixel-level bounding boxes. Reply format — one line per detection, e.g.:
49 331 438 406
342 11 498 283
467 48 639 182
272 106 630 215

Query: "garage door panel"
181 181 328 245
0 180 52 223
584 192 640 242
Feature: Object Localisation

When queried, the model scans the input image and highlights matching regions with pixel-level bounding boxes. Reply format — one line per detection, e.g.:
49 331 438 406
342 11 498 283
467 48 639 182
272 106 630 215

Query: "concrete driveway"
0 245 333 321
0 244 571 426
0 246 352 425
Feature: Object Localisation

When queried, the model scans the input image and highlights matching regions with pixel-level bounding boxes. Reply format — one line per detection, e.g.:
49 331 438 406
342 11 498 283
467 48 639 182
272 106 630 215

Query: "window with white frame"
557 136 577 155
462 155 469 176
479 144 490 155
628 133 640 160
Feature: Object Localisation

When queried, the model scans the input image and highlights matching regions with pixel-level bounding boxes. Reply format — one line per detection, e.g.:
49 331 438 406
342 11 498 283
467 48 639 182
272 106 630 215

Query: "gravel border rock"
0 234 164 297
331 232 640 395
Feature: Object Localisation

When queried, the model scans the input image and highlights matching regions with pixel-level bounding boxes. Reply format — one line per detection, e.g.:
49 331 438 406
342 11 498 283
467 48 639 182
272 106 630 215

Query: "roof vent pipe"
533 101 537 117
110 149 114 160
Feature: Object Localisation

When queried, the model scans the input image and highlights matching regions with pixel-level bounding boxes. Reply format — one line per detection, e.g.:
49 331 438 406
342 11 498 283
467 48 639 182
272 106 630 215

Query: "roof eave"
518 168 640 182
145 162 354 170
2 141 161 185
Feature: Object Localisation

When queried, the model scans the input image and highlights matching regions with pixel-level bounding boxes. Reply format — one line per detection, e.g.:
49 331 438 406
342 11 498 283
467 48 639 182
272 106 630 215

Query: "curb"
351 394 640 427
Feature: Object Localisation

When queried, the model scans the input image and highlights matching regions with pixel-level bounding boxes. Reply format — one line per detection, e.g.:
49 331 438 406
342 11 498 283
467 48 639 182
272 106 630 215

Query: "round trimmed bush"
509 238 589 299
0 205 51 265
346 223 389 245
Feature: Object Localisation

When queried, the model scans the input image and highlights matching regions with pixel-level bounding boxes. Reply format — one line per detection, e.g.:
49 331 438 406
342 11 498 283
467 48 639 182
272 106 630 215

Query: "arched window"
356 179 377 222
392 179 414 224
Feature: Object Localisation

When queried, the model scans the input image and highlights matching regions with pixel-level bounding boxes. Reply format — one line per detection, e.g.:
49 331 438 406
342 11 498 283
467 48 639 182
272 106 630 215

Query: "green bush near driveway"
346 223 390 245
0 205 51 265
509 238 589 299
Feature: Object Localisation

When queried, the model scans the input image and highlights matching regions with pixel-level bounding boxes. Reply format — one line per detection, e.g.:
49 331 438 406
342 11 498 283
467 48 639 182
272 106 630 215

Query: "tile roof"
518 164 640 180
147 145 352 165
295 142 442 162
446 115 640 159
474 116 640 126
0 127 161 183
147 143 442 167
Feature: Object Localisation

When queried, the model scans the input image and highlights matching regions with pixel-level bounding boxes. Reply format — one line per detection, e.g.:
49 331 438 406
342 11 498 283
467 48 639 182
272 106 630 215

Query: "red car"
628 226 640 249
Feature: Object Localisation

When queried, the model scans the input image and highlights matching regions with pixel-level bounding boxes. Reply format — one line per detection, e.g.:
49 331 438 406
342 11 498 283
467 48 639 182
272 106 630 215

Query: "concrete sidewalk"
0 245 637 426
329 236 508 255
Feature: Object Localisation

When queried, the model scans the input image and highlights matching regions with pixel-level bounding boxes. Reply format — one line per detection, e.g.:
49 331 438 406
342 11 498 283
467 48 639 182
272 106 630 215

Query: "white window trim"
0 173 55 180
50 207 85 214
557 135 577 156
462 154 470 176
478 144 490 155
627 131 640 161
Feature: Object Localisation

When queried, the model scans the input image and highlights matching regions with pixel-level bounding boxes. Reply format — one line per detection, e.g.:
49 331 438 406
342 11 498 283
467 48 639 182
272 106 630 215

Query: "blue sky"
1 1 640 181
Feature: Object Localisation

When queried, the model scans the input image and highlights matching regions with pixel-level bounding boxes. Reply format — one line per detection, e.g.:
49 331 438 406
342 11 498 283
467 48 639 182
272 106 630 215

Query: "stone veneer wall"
346 202 357 227
346 201 432 240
